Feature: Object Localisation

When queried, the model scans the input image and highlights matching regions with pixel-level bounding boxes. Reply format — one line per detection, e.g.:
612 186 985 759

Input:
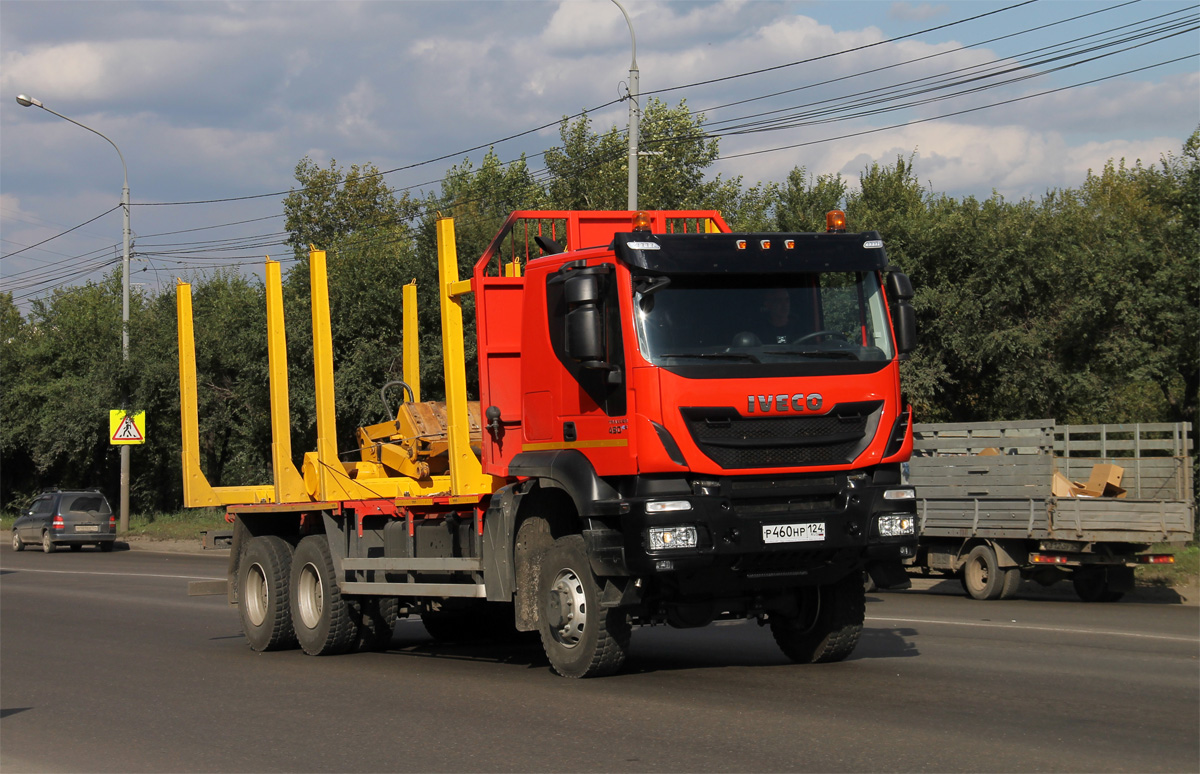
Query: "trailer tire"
239 535 297 652
1072 567 1126 603
537 535 630 678
771 571 865 664
962 544 1005 600
290 535 357 656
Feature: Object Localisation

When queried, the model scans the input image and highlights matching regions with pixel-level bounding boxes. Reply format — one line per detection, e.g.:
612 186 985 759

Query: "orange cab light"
826 210 847 233
784 239 795 250
632 211 652 232
759 239 771 250
735 239 747 250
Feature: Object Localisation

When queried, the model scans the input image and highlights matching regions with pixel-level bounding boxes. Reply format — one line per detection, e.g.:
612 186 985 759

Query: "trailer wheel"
353 596 399 651
290 535 357 656
1072 567 1126 603
239 535 297 652
771 571 865 664
962 544 1005 600
537 535 630 678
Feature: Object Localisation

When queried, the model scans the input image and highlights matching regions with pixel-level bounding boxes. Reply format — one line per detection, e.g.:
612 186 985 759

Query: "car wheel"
42 532 55 554
12 531 24 552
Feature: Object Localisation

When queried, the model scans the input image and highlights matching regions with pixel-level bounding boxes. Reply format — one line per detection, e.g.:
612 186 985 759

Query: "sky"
1 0 1197 307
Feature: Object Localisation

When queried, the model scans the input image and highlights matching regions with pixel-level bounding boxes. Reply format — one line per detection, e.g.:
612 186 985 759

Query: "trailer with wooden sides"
179 209 922 676
905 419 1194 601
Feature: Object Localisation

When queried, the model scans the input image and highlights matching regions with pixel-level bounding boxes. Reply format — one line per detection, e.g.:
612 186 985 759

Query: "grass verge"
1136 542 1199 587
123 508 230 541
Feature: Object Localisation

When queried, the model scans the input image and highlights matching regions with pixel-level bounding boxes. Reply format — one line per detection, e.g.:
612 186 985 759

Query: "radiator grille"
681 402 882 469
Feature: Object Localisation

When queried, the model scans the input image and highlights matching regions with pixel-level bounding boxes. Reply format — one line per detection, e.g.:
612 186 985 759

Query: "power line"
0 205 120 260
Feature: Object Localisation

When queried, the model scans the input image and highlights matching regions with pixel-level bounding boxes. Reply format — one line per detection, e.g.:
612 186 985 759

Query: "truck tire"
239 535 297 652
771 571 865 664
998 567 1022 600
353 596 399 651
1072 567 1126 603
962 544 1005 600
12 531 24 552
290 535 357 656
537 534 630 678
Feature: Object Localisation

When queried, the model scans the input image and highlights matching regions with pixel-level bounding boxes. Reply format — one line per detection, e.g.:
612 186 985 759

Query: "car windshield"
633 273 895 367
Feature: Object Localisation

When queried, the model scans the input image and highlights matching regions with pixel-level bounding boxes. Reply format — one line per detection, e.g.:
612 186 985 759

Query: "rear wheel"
12 531 24 552
771 571 865 664
353 596 399 652
962 544 1004 600
1073 567 1126 603
42 532 55 554
997 567 1022 599
290 535 357 656
239 535 297 651
537 535 630 678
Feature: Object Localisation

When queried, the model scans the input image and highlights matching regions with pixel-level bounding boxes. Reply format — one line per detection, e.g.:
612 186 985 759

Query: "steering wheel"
792 330 851 345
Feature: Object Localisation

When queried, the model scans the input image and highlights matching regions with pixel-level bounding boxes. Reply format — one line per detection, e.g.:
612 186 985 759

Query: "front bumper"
605 469 917 584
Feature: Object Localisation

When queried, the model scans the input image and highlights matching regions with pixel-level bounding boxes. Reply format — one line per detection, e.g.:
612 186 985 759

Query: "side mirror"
888 272 917 356
564 274 605 364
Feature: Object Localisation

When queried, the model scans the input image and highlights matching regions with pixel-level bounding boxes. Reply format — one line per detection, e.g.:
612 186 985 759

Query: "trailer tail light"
826 210 847 233
52 515 65 531
1029 553 1068 564
632 211 652 232
1136 554 1175 564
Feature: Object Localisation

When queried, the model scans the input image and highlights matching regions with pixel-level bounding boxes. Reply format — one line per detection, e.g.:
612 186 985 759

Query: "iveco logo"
747 393 823 413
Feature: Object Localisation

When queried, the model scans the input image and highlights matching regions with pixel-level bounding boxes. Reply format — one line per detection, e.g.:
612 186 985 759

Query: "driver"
757 287 793 345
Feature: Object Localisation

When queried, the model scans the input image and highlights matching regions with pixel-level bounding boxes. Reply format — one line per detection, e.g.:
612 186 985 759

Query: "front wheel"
12 531 24 552
537 535 630 678
239 535 297 652
290 535 357 656
771 571 865 664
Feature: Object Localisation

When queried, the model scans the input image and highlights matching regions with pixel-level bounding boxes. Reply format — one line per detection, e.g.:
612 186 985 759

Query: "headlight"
648 525 698 550
877 514 915 537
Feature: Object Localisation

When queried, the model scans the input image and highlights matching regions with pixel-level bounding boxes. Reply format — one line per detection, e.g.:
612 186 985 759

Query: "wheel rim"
967 554 989 592
546 567 587 648
244 562 269 627
11 532 19 550
42 533 51 551
297 562 324 629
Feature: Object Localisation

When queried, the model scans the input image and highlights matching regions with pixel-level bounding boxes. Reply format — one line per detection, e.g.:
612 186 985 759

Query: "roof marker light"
759 239 771 250
735 239 747 250
784 239 795 250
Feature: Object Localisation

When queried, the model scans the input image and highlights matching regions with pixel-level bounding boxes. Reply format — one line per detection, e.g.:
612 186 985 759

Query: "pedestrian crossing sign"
110 410 146 445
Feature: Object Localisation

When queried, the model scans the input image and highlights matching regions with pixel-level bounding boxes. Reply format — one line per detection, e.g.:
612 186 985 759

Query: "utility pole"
612 0 639 210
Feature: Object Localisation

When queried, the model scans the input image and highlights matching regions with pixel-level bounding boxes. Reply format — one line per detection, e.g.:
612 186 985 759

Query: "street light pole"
17 94 133 533
611 0 639 210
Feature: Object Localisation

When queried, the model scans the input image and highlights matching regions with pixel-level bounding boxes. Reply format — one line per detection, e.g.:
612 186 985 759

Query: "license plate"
762 522 825 544
75 524 99 533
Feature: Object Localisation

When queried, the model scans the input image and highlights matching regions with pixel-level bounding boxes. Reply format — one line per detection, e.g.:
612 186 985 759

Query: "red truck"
179 209 919 677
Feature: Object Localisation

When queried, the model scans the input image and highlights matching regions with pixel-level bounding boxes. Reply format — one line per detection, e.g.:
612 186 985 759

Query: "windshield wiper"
660 352 762 363
774 349 860 360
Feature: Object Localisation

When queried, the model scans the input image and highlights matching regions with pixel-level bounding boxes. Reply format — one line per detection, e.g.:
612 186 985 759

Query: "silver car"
12 489 117 553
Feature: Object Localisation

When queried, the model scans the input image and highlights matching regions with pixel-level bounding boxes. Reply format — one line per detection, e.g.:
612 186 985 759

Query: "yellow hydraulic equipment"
176 217 496 509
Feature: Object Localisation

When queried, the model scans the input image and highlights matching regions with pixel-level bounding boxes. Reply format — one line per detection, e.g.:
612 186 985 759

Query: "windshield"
634 273 895 367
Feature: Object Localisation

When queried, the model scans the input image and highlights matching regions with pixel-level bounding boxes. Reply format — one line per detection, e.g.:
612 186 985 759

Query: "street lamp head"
16 94 43 108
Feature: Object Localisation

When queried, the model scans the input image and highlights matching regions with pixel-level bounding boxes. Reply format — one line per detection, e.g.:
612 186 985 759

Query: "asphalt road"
2 544 1197 773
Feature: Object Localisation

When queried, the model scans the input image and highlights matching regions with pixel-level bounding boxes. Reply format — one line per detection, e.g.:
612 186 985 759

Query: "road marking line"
3 567 223 582
867 615 1198 643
